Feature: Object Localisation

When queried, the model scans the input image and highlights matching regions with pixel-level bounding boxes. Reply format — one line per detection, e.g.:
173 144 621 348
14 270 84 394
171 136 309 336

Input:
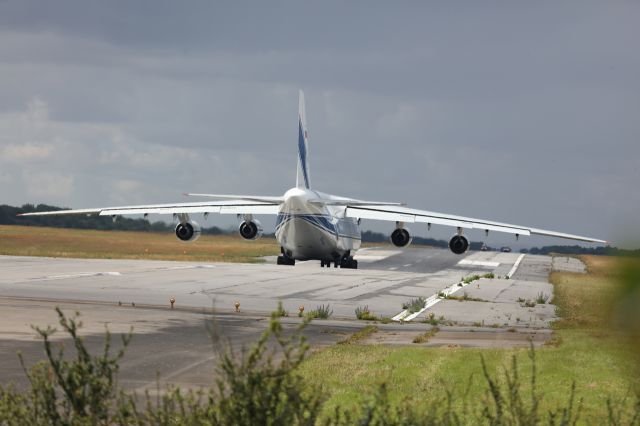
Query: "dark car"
501 246 512 253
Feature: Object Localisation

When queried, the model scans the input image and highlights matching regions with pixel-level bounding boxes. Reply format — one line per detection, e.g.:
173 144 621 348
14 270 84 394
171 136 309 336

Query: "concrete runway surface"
0 247 584 391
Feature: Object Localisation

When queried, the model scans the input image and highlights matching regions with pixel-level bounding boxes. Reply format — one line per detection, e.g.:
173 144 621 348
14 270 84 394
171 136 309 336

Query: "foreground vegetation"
298 255 640 423
3 304 638 425
0 225 279 263
0 254 638 424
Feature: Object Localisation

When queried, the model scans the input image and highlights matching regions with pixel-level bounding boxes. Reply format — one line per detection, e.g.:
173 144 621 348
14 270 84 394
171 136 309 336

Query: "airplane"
19 90 607 269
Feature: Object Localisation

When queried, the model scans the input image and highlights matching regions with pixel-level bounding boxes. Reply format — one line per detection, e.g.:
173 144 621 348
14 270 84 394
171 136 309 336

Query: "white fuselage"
275 187 361 261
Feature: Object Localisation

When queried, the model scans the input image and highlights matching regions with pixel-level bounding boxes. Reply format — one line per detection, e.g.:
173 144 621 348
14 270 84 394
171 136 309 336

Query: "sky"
0 1 638 248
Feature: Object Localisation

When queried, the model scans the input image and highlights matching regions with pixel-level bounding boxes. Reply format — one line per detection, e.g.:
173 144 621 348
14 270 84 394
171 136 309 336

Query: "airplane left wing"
18 199 280 217
344 204 606 244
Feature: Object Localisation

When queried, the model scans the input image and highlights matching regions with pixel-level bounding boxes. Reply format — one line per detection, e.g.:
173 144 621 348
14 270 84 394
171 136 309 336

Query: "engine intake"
239 220 263 240
390 228 412 247
449 235 469 254
175 221 201 242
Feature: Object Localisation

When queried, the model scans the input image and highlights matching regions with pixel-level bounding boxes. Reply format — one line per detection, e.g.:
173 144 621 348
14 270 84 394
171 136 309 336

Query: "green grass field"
299 255 640 422
0 225 280 263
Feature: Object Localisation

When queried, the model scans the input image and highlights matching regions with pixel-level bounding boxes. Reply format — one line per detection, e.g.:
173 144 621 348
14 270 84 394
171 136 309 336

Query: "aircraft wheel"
277 255 295 266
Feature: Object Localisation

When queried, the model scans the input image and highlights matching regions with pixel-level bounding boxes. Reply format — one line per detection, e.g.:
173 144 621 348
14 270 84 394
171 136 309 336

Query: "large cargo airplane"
20 91 606 269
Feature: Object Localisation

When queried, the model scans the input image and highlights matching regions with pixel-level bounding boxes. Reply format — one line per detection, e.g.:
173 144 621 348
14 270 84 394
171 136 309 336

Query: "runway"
0 247 557 322
0 247 582 391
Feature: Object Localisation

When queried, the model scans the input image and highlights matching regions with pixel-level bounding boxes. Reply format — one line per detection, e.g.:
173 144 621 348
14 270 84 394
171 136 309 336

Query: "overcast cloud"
0 1 638 247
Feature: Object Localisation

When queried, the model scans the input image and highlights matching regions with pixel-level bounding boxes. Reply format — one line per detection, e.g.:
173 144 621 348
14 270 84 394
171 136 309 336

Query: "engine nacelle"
390 228 412 247
175 221 201 242
449 235 469 254
238 220 263 240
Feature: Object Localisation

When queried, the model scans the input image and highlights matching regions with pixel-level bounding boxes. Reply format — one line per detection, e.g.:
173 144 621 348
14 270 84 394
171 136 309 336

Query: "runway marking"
389 267 398 271
506 254 526 279
403 264 412 267
458 259 500 267
392 278 477 322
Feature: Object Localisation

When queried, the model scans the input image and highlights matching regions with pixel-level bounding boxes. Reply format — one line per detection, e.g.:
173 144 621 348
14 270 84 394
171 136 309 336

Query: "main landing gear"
277 255 295 266
320 255 358 269
277 247 295 266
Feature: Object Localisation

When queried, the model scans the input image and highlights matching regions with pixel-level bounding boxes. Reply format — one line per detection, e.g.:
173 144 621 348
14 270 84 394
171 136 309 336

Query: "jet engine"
175 221 201 242
390 228 412 247
238 219 263 240
449 234 469 254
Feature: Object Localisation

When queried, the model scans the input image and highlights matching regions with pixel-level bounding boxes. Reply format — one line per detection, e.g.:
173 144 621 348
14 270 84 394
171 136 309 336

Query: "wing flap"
345 207 415 223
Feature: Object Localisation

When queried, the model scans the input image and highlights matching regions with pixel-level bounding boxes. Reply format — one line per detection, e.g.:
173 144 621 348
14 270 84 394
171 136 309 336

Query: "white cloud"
2 142 54 163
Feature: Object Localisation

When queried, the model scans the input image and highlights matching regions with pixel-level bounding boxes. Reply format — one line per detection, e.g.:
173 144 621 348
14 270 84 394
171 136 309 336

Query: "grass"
412 326 439 344
444 291 487 302
338 325 378 345
0 225 279 263
299 255 640 422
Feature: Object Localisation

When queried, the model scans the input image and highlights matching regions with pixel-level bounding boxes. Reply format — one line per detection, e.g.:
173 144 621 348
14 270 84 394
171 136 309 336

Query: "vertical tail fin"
296 90 311 189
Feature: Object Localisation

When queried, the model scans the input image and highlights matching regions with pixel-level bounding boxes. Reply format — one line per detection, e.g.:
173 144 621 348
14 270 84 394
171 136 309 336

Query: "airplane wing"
344 204 606 244
18 199 280 217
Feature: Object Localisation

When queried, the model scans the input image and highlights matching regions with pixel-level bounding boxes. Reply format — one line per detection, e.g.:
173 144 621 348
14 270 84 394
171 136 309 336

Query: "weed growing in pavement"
355 305 377 321
402 297 426 313
306 304 333 320
274 302 289 317
536 292 550 304
412 326 440 344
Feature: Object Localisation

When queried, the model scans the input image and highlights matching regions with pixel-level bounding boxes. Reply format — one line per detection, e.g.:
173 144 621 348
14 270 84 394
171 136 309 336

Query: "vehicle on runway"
20 91 606 268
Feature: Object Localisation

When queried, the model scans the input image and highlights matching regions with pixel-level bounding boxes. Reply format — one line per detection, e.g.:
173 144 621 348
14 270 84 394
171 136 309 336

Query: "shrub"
483 272 495 279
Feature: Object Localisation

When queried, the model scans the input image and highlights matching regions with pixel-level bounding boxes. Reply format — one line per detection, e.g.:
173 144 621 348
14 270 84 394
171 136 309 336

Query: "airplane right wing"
344 204 607 244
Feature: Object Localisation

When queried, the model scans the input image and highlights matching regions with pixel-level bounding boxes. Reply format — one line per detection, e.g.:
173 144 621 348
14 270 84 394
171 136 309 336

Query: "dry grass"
550 255 619 329
338 325 379 345
0 225 280 263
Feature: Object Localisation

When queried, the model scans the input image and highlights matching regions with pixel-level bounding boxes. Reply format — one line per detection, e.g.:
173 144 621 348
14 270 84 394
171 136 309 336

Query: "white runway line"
506 254 526 279
403 264 412 267
392 278 475 322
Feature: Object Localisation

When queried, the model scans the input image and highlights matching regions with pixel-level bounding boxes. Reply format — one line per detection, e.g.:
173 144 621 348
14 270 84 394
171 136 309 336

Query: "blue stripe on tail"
298 118 310 188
